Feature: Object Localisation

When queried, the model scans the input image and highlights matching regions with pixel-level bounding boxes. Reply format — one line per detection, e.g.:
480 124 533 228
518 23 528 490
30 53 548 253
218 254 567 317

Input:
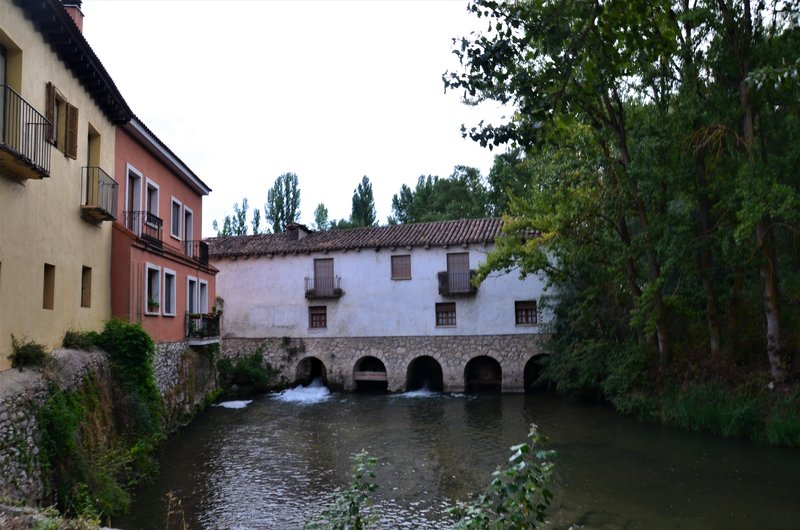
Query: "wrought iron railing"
438 270 478 297
184 240 209 265
81 166 118 220
1 85 51 177
124 210 163 249
186 312 221 341
305 275 343 299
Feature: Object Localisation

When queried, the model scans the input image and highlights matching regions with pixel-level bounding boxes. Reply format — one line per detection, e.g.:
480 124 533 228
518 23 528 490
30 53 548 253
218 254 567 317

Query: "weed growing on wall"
62 330 98 351
9 335 49 370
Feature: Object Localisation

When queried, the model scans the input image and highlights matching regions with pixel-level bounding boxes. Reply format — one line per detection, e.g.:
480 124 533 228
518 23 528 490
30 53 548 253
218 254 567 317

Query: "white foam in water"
398 386 439 399
213 400 253 409
274 378 331 404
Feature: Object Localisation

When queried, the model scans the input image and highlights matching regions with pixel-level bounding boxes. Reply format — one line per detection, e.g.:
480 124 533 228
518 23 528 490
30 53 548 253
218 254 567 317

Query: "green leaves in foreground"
305 450 379 530
449 424 554 529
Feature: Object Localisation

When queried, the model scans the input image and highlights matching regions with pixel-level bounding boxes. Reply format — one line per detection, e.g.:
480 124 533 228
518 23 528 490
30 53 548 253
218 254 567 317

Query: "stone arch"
405 355 444 392
523 354 551 393
295 356 328 387
353 355 388 392
464 355 502 393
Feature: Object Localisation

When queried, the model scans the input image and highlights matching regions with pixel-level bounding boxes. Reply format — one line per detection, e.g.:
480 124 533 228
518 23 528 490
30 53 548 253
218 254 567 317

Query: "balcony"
438 270 479 297
124 210 163 250
186 312 221 345
80 166 118 222
184 240 209 265
0 85 51 181
305 276 343 299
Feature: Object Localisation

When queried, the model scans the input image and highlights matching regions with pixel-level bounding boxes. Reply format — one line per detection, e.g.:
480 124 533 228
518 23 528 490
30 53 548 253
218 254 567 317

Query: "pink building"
111 117 218 347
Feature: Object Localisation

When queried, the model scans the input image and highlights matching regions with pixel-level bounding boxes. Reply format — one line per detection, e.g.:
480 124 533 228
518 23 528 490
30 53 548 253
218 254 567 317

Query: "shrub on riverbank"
217 350 274 397
37 320 164 520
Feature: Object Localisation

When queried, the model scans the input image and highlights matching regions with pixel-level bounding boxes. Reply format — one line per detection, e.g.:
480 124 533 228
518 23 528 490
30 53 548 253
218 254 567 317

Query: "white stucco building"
208 218 550 392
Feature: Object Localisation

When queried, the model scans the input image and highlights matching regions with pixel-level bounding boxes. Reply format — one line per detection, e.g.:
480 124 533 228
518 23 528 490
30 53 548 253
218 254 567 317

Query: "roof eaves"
125 117 212 195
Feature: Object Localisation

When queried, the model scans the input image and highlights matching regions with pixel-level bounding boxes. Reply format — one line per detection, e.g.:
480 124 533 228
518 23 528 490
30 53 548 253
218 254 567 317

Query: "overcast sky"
82 0 507 236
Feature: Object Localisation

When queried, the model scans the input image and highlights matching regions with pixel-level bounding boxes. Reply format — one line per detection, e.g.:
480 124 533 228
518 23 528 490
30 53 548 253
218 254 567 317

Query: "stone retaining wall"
0 348 106 503
221 334 548 392
0 342 218 505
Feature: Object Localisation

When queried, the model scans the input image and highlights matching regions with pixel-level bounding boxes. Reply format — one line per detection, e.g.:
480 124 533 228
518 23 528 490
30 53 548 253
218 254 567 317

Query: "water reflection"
114 391 800 530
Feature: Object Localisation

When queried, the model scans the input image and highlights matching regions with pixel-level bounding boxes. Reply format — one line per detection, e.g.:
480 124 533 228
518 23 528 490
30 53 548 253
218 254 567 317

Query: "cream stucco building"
0 0 131 370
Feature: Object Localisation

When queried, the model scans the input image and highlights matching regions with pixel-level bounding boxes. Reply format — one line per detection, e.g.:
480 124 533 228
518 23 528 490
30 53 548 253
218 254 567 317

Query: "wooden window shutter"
45 82 56 143
65 102 78 159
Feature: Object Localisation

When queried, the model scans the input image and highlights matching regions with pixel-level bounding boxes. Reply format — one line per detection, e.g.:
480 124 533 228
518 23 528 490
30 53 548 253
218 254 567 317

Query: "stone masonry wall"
0 342 218 505
154 342 218 431
0 348 106 504
221 334 548 393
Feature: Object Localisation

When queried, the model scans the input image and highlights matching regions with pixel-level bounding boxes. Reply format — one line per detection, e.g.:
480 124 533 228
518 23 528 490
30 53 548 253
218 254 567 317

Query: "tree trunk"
756 219 787 382
695 149 722 360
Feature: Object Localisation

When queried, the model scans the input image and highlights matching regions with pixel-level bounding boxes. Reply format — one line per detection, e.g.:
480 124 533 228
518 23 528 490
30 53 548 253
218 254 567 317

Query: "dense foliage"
38 320 164 519
217 350 274 397
445 0 800 442
9 335 49 370
266 172 302 233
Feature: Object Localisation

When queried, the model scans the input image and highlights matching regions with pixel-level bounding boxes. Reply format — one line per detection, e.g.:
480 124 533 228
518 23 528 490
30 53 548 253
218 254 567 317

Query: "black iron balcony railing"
305 275 343 299
0 85 51 180
184 240 209 265
80 166 118 222
124 210 163 250
186 311 221 343
438 270 479 297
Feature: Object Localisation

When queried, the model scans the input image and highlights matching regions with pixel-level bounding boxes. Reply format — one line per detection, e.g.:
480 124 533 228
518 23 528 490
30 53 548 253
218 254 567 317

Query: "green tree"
446 0 800 410
350 175 377 227
266 172 301 233
312 203 330 231
213 198 253 236
390 166 490 224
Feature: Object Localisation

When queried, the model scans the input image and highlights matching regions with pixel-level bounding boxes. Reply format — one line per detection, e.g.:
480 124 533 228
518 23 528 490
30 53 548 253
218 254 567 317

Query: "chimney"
285 223 311 241
62 0 84 32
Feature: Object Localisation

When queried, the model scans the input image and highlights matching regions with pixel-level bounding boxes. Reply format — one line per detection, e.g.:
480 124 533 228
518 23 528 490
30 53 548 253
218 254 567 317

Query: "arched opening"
524 354 552 393
405 356 444 392
353 356 388 393
295 357 328 387
464 356 502 393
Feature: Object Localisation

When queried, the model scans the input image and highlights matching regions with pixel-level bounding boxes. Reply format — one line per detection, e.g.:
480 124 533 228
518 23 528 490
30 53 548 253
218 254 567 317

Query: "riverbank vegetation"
36 321 164 521
445 1 800 446
305 425 554 529
217 349 275 398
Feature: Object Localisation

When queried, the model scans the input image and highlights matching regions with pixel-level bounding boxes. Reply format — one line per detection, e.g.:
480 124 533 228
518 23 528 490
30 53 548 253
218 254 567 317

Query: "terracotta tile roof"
207 218 504 258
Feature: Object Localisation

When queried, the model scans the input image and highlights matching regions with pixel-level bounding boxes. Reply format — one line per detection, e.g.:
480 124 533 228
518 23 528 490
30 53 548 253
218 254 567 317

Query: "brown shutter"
65 102 78 159
45 82 55 143
391 255 411 279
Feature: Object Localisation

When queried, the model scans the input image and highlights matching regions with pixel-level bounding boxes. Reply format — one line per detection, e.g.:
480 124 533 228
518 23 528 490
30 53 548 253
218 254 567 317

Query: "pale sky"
82 0 507 236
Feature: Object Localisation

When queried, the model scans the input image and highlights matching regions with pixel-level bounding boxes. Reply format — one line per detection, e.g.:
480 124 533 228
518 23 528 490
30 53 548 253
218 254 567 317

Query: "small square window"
435 302 456 326
515 300 537 325
391 255 411 280
309 306 327 328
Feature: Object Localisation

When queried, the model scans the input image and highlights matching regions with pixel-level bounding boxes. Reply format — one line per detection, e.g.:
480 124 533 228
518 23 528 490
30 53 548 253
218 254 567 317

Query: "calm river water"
113 384 799 529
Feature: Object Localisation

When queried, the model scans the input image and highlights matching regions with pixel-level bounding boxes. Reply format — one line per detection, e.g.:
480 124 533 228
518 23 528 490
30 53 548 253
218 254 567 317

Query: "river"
113 383 799 529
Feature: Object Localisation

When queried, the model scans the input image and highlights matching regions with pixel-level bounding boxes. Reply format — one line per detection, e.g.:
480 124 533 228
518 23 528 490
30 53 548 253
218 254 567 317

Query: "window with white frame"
183 206 194 254
145 263 161 314
145 179 159 218
170 198 182 239
187 276 198 314
199 280 209 313
163 269 176 316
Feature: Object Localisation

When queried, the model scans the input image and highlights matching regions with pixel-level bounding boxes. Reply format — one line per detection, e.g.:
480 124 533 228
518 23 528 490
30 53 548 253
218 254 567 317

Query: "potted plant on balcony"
147 299 160 312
